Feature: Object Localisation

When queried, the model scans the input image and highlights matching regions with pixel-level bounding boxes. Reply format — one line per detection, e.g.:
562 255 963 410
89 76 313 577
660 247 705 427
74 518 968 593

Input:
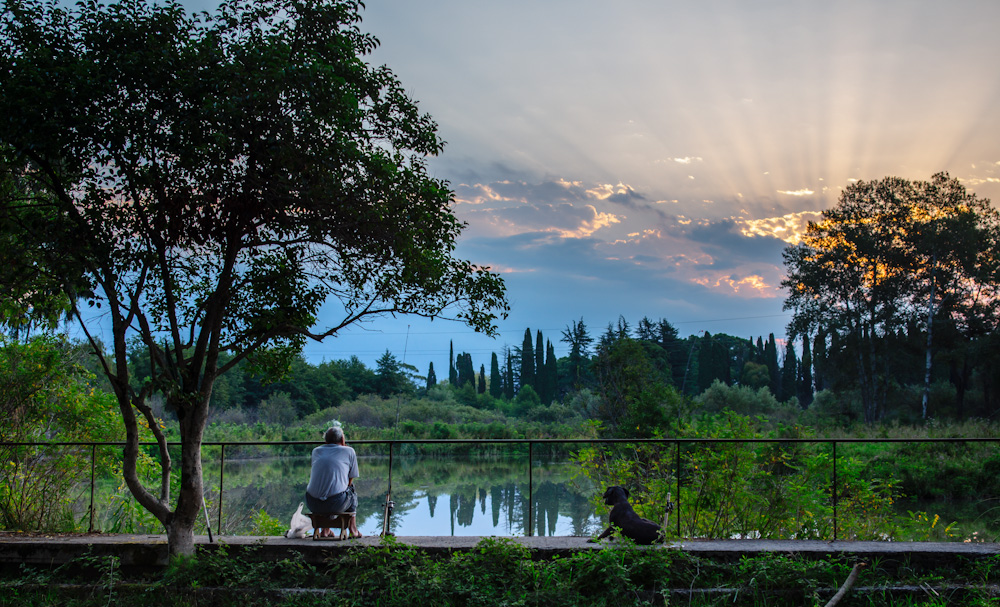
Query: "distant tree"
457 352 475 388
655 319 686 388
696 332 731 393
591 337 675 437
560 317 593 389
520 329 535 391
449 342 458 386
478 364 486 395
636 316 657 341
780 342 797 402
426 362 437 391
798 335 813 407
513 384 541 416
334 356 378 400
740 361 770 390
376 351 411 398
598 316 631 351
535 330 545 393
812 330 827 392
544 340 558 403
764 334 779 396
504 348 515 400
697 332 715 394
489 352 503 398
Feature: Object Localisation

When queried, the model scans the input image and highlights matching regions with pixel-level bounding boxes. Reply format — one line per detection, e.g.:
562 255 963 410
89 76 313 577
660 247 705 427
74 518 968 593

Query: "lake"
81 444 998 542
199 453 605 538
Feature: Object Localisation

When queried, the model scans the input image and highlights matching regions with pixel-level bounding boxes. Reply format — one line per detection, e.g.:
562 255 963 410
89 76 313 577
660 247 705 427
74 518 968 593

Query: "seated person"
305 422 361 538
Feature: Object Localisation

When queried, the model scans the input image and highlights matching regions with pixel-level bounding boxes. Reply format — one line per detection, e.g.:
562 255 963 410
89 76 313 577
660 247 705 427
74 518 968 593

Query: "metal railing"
2 437 997 540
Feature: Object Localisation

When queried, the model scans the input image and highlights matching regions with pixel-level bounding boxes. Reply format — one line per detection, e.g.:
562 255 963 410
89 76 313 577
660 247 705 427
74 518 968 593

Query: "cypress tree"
813 329 827 392
545 340 558 404
458 352 475 387
697 332 714 392
520 328 535 391
657 319 684 387
713 338 731 385
504 349 515 400
764 334 779 395
535 330 545 392
426 361 437 391
478 364 486 394
449 341 457 386
798 334 813 407
780 341 798 402
489 352 502 398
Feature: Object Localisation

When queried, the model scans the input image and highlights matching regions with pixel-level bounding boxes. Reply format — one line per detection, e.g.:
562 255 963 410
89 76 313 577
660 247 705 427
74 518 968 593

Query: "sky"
196 0 1000 377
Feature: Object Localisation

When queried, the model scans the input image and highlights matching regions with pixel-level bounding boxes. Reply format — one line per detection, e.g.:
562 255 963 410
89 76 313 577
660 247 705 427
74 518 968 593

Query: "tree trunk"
922 258 936 419
165 395 211 557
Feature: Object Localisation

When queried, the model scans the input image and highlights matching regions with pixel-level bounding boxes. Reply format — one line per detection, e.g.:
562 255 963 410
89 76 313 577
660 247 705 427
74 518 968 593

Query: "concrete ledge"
1 533 997 569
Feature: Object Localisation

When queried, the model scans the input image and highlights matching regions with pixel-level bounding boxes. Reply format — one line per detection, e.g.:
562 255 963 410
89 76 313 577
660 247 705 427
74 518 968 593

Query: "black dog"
589 485 662 545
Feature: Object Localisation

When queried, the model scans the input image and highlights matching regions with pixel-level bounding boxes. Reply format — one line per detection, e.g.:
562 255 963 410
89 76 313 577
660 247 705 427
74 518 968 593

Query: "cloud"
585 182 648 209
461 201 621 239
692 273 780 298
671 156 703 164
737 211 823 245
777 189 815 197
454 179 592 206
962 177 1000 185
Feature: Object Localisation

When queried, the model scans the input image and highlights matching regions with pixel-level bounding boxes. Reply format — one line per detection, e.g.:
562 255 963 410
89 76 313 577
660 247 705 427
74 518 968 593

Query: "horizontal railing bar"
3 437 999 448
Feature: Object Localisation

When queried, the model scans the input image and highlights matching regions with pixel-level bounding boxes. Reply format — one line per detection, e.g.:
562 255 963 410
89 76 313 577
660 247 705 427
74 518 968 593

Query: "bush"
0 336 128 532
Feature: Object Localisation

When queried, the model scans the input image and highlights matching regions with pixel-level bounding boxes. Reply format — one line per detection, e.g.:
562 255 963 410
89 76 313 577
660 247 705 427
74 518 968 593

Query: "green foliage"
0 337 126 531
250 510 285 536
696 380 800 424
591 337 677 437
6 540 999 606
574 412 955 541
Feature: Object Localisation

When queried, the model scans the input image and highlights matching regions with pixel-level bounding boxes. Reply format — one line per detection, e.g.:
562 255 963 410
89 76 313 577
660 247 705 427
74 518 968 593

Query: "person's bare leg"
349 514 362 538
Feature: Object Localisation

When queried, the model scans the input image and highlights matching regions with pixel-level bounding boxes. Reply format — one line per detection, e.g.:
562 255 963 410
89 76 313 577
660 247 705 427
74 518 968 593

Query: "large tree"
0 0 506 555
782 174 999 422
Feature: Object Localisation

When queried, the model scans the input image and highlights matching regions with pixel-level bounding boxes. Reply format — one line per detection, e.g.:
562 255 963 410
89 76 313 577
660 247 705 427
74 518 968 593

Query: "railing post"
218 443 226 534
89 444 96 533
675 440 681 538
832 440 838 541
382 441 394 537
528 441 534 537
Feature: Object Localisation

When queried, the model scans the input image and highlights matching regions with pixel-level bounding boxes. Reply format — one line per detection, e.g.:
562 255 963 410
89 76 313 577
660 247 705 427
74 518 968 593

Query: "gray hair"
324 421 344 444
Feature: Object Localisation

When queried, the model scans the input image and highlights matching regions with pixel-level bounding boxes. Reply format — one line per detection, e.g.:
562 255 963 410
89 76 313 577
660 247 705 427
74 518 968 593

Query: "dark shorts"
306 485 357 515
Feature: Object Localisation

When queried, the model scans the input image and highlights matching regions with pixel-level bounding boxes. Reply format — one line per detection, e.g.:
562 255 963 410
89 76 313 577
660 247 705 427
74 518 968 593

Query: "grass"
2 538 998 606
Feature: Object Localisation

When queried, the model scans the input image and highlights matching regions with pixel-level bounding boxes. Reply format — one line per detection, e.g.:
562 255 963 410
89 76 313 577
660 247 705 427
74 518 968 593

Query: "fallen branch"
824 563 866 607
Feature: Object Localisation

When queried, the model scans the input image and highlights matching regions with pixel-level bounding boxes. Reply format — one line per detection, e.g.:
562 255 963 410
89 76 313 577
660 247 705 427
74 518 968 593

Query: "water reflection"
201 455 604 537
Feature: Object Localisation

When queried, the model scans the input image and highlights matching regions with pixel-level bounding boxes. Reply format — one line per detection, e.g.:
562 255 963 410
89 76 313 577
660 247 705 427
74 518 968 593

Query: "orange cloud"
692 273 780 298
737 211 823 244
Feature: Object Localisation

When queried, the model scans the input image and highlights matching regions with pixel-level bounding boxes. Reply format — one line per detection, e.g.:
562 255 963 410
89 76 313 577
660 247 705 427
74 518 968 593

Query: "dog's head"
601 485 630 506
284 502 311 539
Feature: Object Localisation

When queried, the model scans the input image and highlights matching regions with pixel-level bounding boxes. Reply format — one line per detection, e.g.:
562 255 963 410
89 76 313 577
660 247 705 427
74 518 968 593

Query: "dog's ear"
622 487 630 499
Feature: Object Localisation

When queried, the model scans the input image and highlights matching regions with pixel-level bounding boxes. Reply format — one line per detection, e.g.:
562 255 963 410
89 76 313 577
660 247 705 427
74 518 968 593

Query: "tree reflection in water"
198 454 604 537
